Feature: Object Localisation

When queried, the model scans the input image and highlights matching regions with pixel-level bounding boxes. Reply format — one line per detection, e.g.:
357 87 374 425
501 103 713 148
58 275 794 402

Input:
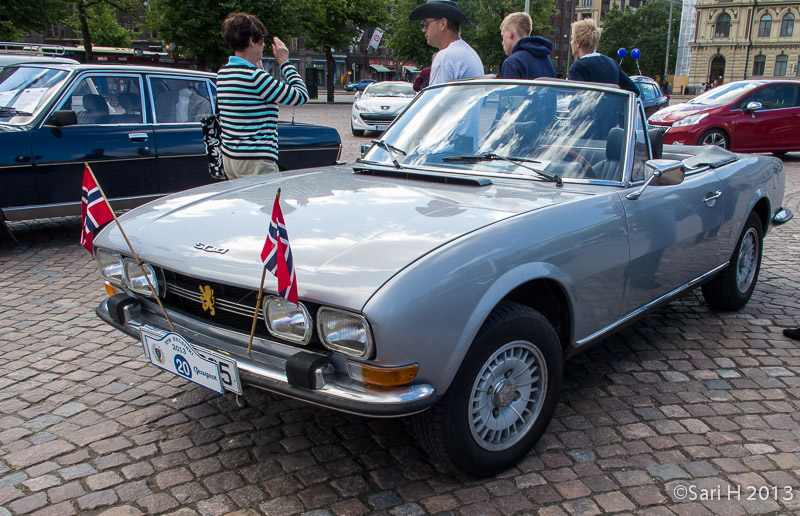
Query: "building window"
715 13 731 38
758 14 772 36
780 13 794 36
797 56 800 77
566 10 572 20
774 54 788 76
753 55 766 76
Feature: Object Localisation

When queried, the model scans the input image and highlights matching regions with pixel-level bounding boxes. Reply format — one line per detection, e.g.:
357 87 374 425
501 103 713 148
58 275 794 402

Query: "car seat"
593 127 625 180
77 94 110 124
116 92 142 123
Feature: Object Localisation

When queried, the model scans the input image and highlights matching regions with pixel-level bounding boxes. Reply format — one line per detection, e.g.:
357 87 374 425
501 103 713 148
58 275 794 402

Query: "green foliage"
148 0 302 71
385 0 435 66
70 2 139 47
597 0 680 80
0 0 66 41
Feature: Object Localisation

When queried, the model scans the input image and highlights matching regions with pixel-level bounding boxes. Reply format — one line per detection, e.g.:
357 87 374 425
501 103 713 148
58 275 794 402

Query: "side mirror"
360 144 370 156
354 91 362 99
627 159 684 200
46 110 78 127
743 101 762 113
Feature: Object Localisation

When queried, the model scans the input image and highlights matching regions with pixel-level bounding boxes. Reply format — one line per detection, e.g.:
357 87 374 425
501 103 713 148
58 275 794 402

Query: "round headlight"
317 308 373 358
122 258 159 297
263 296 312 345
96 249 123 286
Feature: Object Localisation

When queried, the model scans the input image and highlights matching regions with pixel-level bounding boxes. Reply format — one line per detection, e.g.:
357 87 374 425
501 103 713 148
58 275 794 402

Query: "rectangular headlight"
122 258 159 297
317 308 373 358
263 296 312 345
96 249 123 286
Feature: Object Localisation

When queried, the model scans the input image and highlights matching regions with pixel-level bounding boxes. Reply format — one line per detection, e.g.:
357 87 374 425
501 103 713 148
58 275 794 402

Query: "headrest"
606 127 625 160
118 92 140 112
82 94 108 113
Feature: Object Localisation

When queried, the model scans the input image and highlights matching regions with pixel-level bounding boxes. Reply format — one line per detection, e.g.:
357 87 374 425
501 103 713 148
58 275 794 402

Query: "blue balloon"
631 48 641 59
617 48 627 59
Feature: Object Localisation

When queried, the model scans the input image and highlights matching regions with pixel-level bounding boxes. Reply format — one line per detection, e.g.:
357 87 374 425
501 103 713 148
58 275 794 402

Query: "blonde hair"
571 18 602 53
501 12 532 38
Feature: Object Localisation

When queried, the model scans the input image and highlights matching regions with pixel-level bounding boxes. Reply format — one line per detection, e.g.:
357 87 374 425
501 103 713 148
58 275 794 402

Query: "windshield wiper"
371 139 406 169
442 153 562 186
0 106 33 116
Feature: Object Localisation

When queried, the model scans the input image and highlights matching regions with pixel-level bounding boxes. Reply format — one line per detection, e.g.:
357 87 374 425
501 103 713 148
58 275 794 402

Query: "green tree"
0 0 66 41
66 0 140 62
299 0 389 102
69 2 139 48
148 0 301 71
385 0 435 66
598 0 679 81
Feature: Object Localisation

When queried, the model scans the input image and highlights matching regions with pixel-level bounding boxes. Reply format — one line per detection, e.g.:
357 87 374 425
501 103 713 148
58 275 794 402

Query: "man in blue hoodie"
499 12 556 80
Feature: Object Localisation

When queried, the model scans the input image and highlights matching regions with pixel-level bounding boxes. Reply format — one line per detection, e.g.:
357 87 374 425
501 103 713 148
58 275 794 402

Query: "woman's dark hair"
221 12 267 51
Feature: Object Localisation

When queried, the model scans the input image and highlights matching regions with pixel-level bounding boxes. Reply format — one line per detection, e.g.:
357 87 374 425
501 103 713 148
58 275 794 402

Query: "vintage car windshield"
364 82 416 97
0 66 69 124
687 81 760 106
361 82 631 182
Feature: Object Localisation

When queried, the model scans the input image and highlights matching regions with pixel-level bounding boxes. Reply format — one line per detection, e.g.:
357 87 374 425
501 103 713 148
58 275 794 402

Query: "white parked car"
351 81 416 136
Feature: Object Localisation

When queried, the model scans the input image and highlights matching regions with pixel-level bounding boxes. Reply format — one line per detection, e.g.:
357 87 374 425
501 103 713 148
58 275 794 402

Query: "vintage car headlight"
122 258 159 297
96 249 124 286
263 296 312 345
672 112 709 127
317 308 373 358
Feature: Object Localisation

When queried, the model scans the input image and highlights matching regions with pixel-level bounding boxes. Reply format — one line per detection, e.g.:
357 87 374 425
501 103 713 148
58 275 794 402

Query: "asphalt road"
1 116 799 515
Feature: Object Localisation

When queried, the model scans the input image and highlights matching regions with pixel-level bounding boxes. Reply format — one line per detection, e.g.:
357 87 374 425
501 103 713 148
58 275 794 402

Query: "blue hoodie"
499 36 557 80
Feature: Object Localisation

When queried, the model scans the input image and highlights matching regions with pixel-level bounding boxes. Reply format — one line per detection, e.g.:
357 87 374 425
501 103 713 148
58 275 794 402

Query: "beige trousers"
222 155 279 179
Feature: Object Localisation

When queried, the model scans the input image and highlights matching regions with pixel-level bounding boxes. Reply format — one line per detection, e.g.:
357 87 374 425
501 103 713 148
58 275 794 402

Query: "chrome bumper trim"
96 297 437 417
773 207 793 226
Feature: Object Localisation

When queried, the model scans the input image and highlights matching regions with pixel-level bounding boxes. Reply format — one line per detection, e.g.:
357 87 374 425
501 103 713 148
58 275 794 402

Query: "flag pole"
247 188 280 355
85 163 174 332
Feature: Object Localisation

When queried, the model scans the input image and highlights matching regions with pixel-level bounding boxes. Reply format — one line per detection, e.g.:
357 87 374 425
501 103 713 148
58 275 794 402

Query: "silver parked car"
351 80 416 136
93 78 791 476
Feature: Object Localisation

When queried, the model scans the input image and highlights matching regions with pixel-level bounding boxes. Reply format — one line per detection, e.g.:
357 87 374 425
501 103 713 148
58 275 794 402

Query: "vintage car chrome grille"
159 269 323 349
360 113 397 124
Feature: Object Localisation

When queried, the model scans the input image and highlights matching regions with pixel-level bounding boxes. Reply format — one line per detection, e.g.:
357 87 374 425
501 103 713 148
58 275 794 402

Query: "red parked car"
648 79 800 154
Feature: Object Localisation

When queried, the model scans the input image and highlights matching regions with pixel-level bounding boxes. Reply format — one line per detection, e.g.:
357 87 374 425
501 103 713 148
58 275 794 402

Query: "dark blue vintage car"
0 63 342 223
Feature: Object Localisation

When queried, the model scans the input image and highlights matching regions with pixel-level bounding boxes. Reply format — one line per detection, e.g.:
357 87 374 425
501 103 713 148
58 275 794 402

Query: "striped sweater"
216 56 309 161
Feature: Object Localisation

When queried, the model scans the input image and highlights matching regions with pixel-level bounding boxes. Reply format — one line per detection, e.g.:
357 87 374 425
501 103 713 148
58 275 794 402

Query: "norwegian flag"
260 190 298 304
80 165 114 256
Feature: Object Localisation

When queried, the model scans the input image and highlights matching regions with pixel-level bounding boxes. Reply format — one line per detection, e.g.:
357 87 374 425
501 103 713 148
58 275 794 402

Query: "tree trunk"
326 48 335 103
77 1 93 63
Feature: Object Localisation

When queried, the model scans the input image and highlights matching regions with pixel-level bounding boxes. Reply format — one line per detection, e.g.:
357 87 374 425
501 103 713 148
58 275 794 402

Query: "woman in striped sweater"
217 13 309 178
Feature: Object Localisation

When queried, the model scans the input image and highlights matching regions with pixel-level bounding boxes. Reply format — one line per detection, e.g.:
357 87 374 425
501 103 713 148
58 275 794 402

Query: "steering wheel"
530 145 596 179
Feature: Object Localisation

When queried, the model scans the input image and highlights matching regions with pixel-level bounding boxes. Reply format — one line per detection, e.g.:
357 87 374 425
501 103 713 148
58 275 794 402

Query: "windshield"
365 82 415 97
688 81 760 106
361 83 632 182
0 66 69 124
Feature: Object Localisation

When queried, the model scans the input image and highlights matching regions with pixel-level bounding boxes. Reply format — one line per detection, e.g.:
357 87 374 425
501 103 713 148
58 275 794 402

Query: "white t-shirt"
429 39 484 86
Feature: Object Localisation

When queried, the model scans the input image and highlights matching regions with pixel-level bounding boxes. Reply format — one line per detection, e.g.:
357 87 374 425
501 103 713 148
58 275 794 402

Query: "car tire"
413 301 562 476
351 123 365 137
698 129 729 149
702 212 763 311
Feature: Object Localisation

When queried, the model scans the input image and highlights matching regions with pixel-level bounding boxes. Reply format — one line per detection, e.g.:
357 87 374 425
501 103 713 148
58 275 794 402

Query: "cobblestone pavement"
1 149 799 516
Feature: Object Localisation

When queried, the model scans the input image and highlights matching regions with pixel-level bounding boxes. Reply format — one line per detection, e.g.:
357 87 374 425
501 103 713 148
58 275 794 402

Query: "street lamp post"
525 0 530 13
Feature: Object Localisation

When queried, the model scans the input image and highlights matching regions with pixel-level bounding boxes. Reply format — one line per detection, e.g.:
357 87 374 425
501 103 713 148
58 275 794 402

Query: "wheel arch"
750 195 771 235
502 278 572 353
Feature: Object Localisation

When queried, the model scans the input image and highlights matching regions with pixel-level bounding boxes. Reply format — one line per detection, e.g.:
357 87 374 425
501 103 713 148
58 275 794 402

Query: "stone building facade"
689 0 800 87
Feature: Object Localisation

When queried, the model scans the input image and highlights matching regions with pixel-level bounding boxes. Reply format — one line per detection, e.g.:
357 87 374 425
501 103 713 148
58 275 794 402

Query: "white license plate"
140 327 241 395
374 125 388 131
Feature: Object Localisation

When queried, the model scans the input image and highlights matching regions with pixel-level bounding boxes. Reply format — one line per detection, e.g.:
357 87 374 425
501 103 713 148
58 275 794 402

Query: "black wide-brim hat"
409 0 471 26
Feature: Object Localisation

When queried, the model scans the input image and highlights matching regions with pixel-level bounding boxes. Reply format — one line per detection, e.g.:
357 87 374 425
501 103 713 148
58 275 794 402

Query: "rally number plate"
140 327 240 395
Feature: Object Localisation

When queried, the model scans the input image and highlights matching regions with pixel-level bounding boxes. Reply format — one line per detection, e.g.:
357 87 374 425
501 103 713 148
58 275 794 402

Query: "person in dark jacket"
499 12 556 80
568 18 639 96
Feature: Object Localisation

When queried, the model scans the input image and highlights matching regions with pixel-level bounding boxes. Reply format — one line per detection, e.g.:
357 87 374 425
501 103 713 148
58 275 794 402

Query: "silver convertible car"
93 78 791 476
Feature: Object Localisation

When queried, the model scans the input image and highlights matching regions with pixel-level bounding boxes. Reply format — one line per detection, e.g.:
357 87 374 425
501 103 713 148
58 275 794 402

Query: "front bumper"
650 123 702 146
96 295 436 417
351 112 398 131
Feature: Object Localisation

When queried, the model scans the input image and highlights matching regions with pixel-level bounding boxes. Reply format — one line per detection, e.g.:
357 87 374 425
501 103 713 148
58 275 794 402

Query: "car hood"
354 96 414 113
96 166 591 309
648 102 715 124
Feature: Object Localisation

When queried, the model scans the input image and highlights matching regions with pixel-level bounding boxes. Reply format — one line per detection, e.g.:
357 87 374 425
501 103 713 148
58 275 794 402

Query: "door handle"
704 190 722 204
128 133 148 142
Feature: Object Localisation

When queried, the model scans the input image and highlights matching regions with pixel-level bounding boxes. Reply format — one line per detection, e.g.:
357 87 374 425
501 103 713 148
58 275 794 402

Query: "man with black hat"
409 0 483 86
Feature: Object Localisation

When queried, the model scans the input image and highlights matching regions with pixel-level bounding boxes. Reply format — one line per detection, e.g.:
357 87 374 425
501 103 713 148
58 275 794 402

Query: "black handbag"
200 106 227 180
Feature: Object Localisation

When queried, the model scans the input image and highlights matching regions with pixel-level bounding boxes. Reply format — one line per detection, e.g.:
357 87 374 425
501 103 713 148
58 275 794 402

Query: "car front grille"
360 113 397 124
650 124 670 134
159 269 323 349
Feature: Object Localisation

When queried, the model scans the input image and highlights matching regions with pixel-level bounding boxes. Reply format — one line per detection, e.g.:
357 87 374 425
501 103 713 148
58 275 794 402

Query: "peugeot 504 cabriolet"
93 78 792 475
